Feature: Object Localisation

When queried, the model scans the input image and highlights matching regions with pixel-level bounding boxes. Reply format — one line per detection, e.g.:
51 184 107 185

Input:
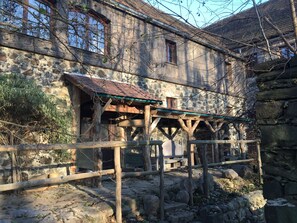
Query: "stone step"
164 201 188 212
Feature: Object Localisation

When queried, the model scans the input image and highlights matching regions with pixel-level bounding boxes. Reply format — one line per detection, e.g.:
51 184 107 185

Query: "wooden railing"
0 140 165 223
186 139 262 205
0 139 261 222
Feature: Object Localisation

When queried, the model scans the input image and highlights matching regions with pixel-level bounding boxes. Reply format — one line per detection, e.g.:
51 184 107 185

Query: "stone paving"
0 168 266 223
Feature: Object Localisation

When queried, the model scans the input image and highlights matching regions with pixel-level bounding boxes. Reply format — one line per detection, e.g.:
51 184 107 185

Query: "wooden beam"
204 121 224 133
0 169 115 192
118 119 144 127
178 118 189 132
105 105 143 114
102 98 113 112
152 114 201 121
0 140 164 152
149 118 161 135
144 105 152 171
189 139 260 144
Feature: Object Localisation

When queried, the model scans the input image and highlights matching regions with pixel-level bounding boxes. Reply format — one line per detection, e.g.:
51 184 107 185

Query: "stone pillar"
255 58 297 223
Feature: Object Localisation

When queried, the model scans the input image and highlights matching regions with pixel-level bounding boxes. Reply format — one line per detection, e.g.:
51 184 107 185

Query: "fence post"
114 146 122 223
202 145 209 198
187 139 193 206
158 144 164 221
256 141 263 184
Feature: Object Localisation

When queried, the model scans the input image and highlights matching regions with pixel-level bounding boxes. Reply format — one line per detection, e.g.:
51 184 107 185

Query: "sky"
145 0 269 28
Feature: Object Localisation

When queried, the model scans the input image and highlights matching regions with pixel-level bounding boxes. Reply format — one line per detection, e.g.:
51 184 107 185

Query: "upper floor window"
166 97 177 109
166 40 177 64
68 10 108 54
0 0 51 40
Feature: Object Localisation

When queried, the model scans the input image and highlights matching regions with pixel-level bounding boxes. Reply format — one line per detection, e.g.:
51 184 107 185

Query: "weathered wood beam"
149 118 161 135
144 105 152 171
105 105 143 114
118 119 144 127
0 140 164 152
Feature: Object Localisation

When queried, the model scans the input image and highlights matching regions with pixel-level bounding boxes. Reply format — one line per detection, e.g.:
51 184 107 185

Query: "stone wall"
256 58 297 223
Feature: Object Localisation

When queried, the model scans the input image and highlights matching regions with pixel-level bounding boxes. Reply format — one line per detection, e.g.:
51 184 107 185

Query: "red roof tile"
64 73 161 104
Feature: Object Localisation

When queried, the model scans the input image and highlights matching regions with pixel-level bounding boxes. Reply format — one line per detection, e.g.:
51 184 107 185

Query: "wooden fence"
187 139 262 205
0 139 261 222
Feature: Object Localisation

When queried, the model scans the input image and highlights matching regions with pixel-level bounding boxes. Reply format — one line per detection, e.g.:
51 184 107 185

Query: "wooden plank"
118 119 144 127
114 147 122 223
193 159 254 168
256 142 263 184
0 169 115 192
189 139 260 144
159 144 165 221
0 140 163 152
105 104 143 114
149 118 161 135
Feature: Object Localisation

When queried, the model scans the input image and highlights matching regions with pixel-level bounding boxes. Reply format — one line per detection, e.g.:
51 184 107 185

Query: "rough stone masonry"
256 57 297 223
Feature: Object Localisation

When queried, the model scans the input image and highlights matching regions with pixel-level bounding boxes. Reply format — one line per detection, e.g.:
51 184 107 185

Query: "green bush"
0 73 72 144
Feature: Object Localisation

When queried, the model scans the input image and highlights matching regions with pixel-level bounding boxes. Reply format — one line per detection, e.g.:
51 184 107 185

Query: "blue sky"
145 0 269 27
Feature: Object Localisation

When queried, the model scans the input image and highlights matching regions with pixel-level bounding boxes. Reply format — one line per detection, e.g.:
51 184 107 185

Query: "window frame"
0 0 54 40
165 39 177 65
166 97 177 109
68 8 110 55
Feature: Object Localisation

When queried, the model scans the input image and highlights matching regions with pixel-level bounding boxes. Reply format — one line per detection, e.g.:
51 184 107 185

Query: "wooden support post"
93 101 103 187
11 152 18 183
158 144 164 221
202 145 209 198
187 136 193 206
256 141 263 184
144 105 152 171
114 146 122 223
71 86 81 174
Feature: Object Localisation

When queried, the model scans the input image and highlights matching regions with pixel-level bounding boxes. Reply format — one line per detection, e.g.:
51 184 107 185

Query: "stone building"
0 0 248 174
205 0 296 66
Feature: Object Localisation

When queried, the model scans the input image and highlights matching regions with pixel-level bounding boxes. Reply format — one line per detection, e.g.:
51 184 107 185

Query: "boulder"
223 169 238 180
143 195 159 216
175 190 190 204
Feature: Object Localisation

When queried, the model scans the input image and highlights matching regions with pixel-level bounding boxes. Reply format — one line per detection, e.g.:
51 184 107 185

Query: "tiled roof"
204 0 295 49
111 0 229 52
64 73 162 104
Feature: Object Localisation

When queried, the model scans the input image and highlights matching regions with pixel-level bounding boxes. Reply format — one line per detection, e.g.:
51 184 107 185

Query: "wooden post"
187 136 193 206
256 141 263 184
114 146 122 223
202 145 209 198
93 101 103 187
144 105 152 171
71 86 81 174
158 144 164 221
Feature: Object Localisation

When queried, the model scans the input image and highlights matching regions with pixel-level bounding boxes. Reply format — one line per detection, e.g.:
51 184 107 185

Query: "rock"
167 210 194 223
175 190 190 204
197 173 215 194
232 165 253 178
222 169 238 180
143 195 159 216
180 178 198 193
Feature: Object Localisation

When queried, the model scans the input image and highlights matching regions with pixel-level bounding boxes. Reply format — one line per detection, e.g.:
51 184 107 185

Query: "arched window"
0 0 52 40
68 10 108 54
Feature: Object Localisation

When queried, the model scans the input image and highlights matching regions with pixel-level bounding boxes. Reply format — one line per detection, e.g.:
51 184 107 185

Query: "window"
166 97 177 109
166 40 177 64
0 0 51 39
68 10 108 54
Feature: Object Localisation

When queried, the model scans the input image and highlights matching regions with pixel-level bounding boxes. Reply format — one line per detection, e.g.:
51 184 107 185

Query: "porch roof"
64 73 162 105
